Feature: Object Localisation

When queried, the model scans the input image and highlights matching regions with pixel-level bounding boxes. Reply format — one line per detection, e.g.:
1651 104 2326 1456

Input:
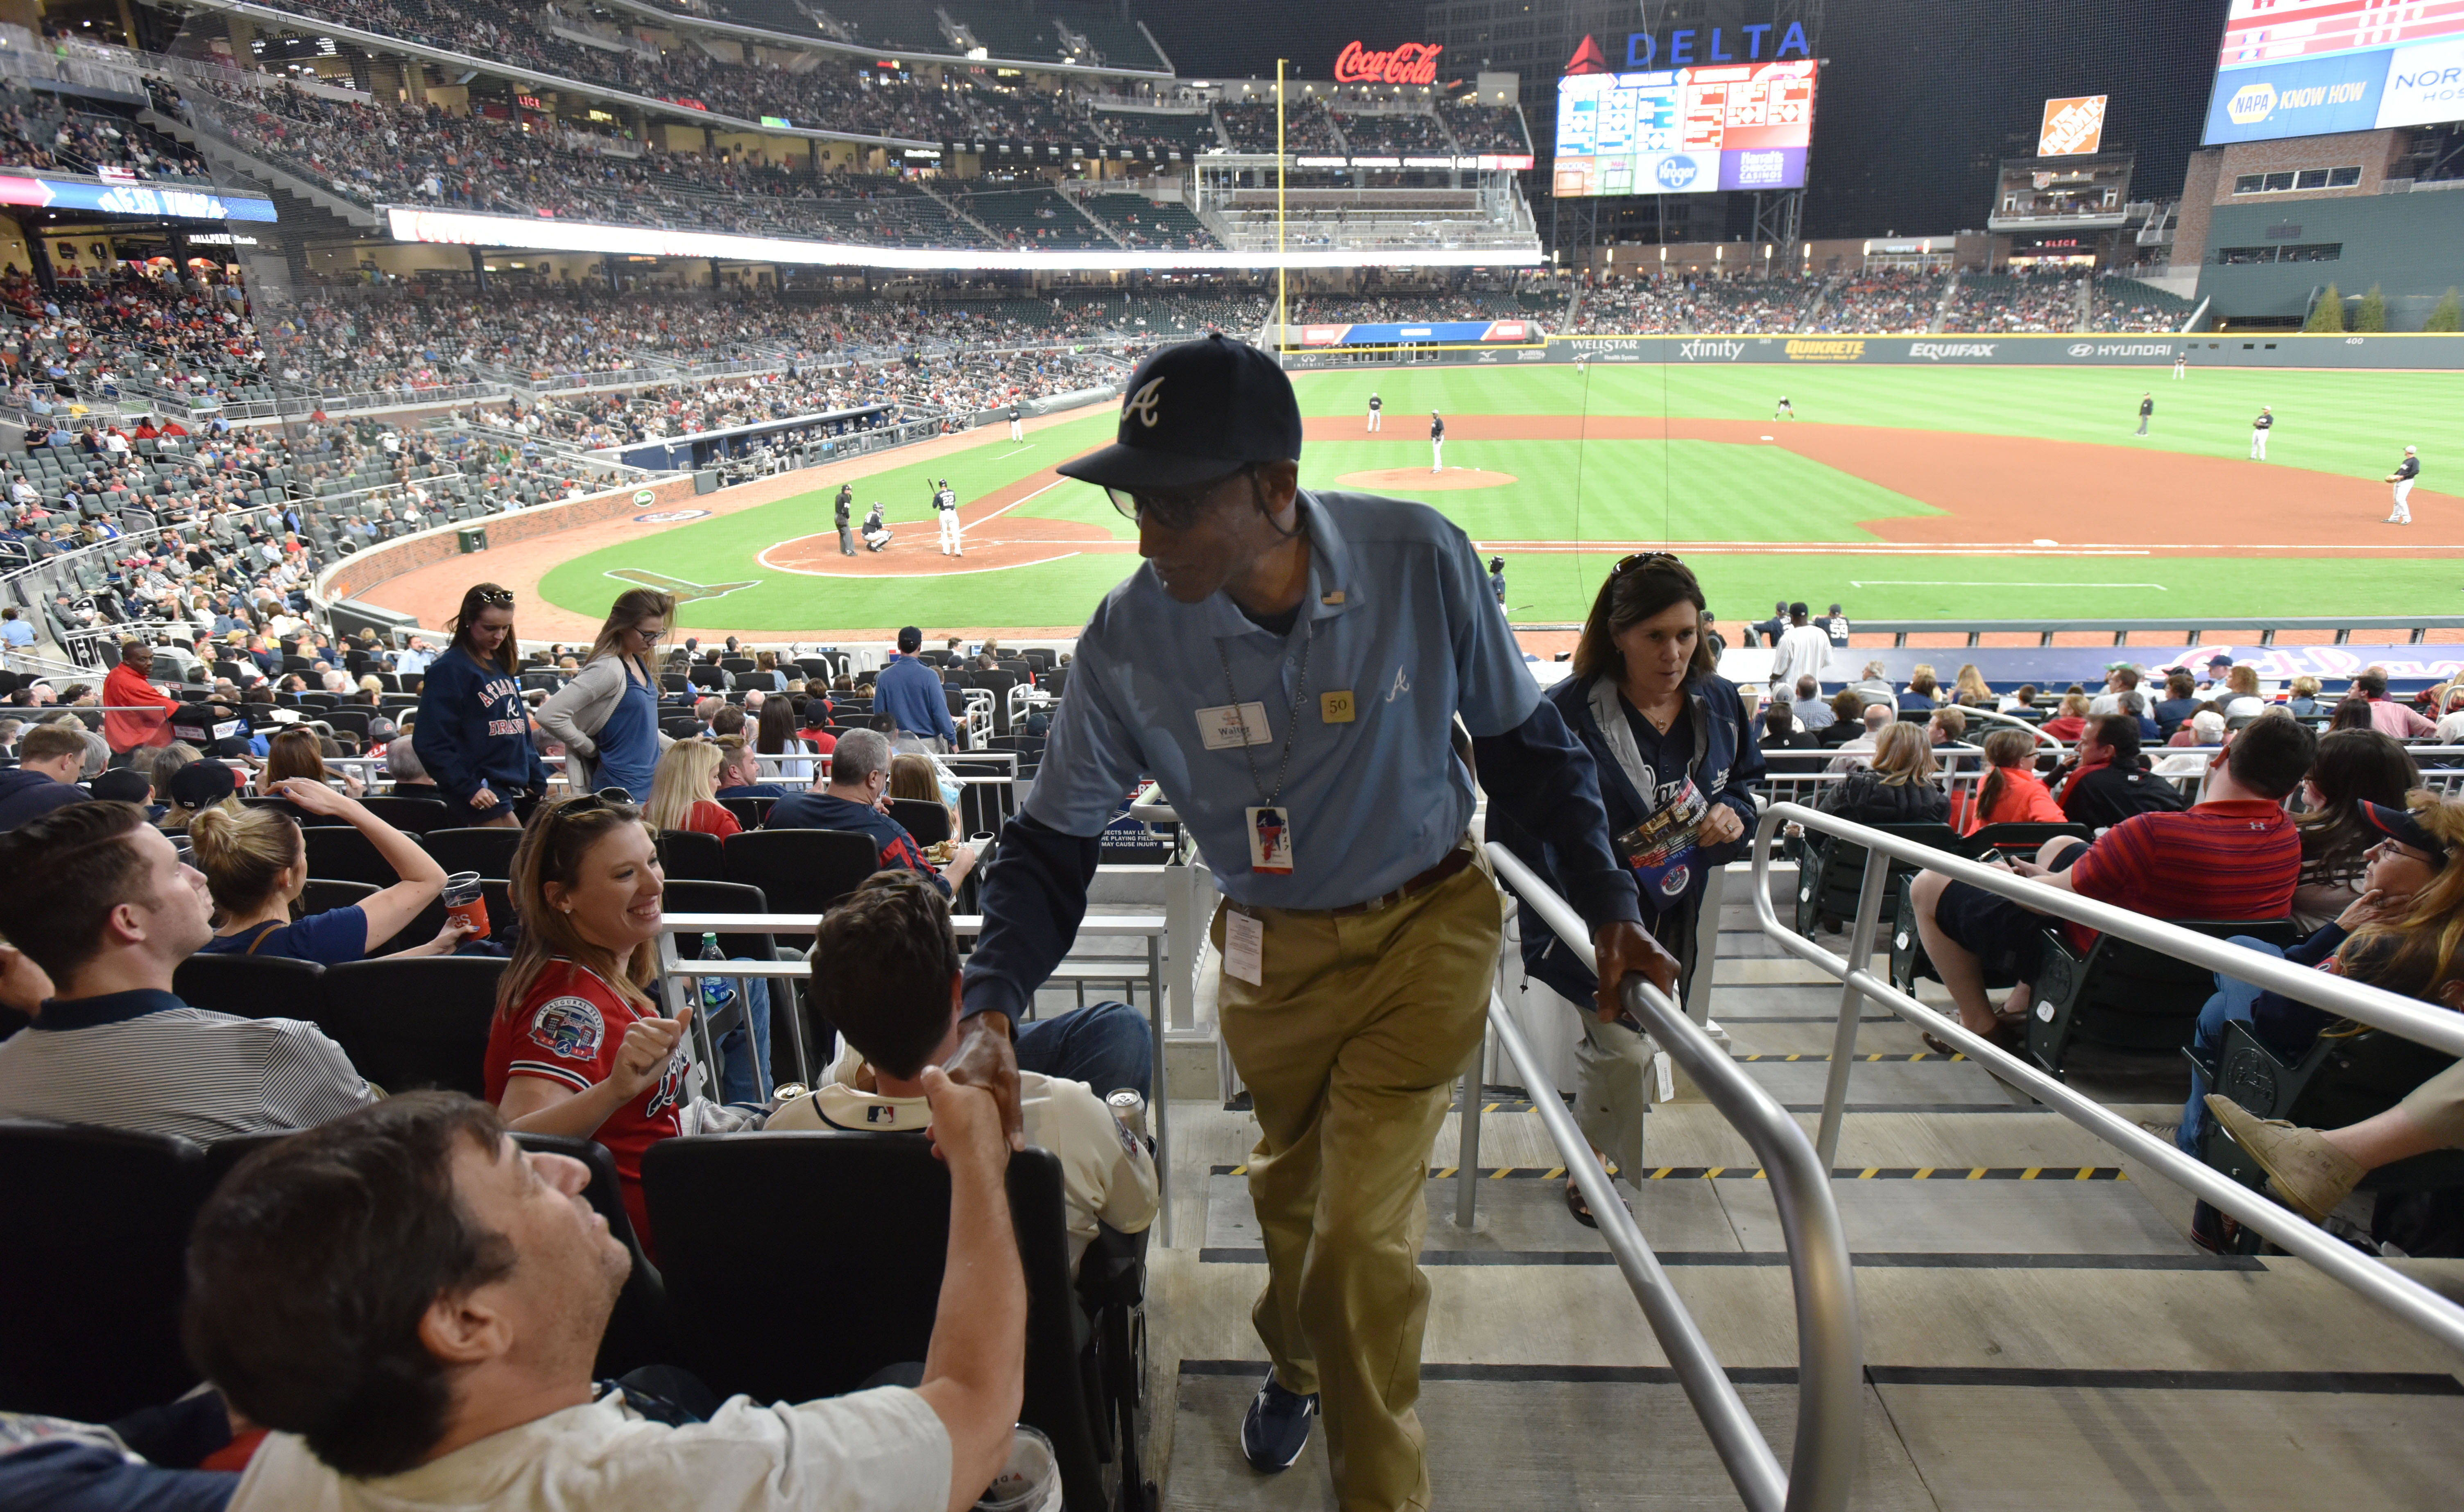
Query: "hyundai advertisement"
1553 60 1816 197
2203 0 2464 144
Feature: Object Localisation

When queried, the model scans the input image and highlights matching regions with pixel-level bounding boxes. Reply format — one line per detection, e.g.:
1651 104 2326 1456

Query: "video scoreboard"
1553 59 1817 197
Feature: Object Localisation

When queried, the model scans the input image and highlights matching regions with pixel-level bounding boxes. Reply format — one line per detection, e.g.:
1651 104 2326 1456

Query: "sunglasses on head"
476 589 514 607
1612 551 1686 575
550 787 639 822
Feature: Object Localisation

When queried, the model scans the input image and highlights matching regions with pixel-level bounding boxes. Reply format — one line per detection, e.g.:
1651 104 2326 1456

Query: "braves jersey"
934 488 958 513
2396 455 2421 481
2252 412 2272 430
1430 416 1445 439
485 958 686 1254
1368 396 1381 410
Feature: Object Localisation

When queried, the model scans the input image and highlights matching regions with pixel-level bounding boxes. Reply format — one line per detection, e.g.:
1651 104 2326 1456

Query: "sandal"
1924 1021 2025 1059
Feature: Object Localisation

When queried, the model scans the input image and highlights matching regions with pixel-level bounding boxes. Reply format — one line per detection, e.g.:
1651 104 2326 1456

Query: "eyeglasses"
1105 466 1251 531
476 589 515 607
630 625 666 643
551 787 639 822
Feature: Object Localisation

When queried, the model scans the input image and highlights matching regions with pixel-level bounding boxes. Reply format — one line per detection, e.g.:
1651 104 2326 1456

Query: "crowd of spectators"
1218 98 1341 153
1 265 260 413
0 77 209 182
1437 99 1531 154
1809 268 1948 333
1327 108 1450 156
1560 275 1821 335
2089 273 2197 333
1941 269 2085 333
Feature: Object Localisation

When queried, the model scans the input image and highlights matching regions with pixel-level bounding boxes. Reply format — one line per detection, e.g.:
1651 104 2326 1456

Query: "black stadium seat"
723 828 878 914
425 826 523 878
303 824 405 887
173 952 329 1024
318 956 507 1098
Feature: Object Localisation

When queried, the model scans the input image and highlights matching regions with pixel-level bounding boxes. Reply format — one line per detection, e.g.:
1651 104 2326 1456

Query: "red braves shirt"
485 959 686 1255
2061 799 2300 953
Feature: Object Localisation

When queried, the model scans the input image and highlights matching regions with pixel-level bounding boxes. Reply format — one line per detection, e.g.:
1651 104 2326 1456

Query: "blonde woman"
1952 664 1993 708
1899 663 1943 714
1815 722 1949 826
159 757 245 834
643 738 740 838
190 778 465 963
537 586 672 801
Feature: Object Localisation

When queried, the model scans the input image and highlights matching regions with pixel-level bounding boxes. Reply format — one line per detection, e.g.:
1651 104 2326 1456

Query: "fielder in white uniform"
2388 446 2421 524
1366 392 1382 432
1429 410 1445 473
933 479 963 555
1008 404 1024 442
2250 406 2272 460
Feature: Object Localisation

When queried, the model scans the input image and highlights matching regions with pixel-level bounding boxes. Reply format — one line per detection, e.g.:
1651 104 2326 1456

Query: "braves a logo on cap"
1123 377 1167 428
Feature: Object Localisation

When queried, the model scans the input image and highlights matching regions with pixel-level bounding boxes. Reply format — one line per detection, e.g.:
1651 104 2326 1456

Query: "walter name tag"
1198 702 1274 750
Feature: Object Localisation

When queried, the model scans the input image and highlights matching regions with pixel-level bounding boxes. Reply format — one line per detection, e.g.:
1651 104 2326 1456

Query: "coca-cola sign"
1333 40 1442 86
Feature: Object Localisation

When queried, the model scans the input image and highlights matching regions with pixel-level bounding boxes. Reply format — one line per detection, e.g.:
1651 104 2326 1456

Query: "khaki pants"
1212 852 1500 1512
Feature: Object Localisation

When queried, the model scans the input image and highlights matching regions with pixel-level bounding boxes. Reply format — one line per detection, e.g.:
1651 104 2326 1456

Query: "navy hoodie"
412 645 546 808
0 767 89 831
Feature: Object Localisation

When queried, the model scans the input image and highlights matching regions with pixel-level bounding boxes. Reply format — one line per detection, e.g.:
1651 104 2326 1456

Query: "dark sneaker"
1239 1370 1319 1473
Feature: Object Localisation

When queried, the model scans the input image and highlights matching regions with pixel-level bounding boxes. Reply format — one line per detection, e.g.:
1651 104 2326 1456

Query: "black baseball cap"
1057 334 1302 492
168 759 236 810
2359 800 2450 862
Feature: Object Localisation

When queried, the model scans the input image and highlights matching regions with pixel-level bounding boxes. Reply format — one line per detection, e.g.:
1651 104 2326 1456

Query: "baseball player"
1574 353 1587 379
1008 403 1024 442
2136 392 2154 436
2174 353 2188 380
1366 390 1382 432
2388 446 2421 525
932 478 963 556
2249 406 2272 461
1429 410 1445 473
861 501 891 552
1775 395 1796 421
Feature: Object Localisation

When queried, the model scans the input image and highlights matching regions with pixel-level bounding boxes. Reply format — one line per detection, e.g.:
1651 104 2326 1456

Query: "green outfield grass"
537 364 2464 632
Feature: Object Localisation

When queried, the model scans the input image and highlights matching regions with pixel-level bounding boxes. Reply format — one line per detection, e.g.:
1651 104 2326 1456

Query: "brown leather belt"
1324 845 1477 917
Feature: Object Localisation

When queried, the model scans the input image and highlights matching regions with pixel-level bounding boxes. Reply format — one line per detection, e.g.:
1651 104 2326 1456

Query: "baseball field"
500 362 2463 637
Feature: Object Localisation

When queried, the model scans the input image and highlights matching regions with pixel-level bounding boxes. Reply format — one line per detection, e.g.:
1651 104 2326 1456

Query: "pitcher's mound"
1336 467 1519 492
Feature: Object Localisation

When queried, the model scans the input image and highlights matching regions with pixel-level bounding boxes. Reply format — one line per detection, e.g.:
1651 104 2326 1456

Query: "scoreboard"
1553 60 1817 197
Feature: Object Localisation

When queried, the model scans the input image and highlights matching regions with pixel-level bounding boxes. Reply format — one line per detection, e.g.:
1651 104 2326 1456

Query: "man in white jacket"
1768 602 1832 695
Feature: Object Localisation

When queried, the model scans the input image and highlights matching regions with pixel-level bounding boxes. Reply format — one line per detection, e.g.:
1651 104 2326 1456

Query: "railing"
1 502 277 613
1839 616 2464 649
1485 842 1862 1512
1752 801 2464 1358
652 909 1176 1243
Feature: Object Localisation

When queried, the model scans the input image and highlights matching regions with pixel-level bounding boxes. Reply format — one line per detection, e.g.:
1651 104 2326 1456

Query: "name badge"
1198 702 1274 750
1224 908 1264 985
1247 805 1295 875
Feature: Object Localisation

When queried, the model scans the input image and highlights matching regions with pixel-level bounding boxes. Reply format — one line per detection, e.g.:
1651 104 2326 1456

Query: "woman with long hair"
2291 728 2420 929
754 694 815 786
751 648 788 692
482 793 695 1252
258 725 361 797
2178 793 2464 1249
2223 663 2267 720
1955 727 2064 834
642 737 740 838
1496 552 1764 1228
412 581 545 828
190 777 465 962
1898 663 1942 714
1815 722 1950 826
537 586 672 801
2040 691 2092 744
1952 664 1993 708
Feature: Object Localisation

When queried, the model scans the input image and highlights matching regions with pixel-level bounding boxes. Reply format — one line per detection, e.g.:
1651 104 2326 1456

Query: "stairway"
1929 268 1963 333
1143 856 2464 1509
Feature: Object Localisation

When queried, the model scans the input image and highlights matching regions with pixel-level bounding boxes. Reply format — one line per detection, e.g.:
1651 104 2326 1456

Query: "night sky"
1138 0 2237 237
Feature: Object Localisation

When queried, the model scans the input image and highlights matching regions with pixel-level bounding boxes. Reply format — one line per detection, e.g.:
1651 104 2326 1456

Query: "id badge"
1198 702 1275 750
1224 908 1264 985
1247 805 1295 875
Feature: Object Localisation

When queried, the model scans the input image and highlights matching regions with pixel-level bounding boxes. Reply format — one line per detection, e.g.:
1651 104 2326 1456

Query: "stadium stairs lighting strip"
384 206 1543 271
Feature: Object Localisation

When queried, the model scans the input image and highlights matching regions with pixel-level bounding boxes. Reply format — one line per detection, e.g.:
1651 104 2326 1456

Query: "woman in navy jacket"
412 582 548 827
1495 554 1764 1226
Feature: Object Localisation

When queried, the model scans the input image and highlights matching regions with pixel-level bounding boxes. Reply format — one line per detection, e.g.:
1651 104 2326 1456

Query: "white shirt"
1769 623 1832 688
771 1048 1158 1270
229 1384 950 1512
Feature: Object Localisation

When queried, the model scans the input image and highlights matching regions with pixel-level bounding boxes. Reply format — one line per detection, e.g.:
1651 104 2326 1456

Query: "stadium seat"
723 829 877 914
303 824 407 887
173 951 329 1024
317 957 506 1098
2026 917 2309 1078
641 1135 1139 1512
718 794 777 830
886 797 953 847
425 826 523 878
1793 822 1967 937
657 827 728 883
358 794 454 833
512 1132 674 1377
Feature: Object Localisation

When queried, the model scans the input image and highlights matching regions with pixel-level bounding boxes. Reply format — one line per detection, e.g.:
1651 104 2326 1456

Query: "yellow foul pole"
1276 58 1287 355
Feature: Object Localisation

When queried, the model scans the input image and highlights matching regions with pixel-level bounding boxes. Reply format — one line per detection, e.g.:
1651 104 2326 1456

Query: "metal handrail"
1752 801 2464 1358
1485 841 1862 1512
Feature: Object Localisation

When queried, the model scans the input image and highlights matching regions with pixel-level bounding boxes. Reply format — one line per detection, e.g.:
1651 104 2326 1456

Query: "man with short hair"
384 736 439 796
2087 664 2141 718
2386 444 2420 524
2053 711 2188 831
1790 674 1834 731
874 627 958 752
1768 601 1831 692
102 638 181 755
0 801 371 1136
1824 704 1895 773
1911 715 2313 1043
0 722 92 829
2354 668 2435 739
772 873 1156 1272
186 1087 1026 1512
765 727 975 893
835 482 856 556
713 735 792 800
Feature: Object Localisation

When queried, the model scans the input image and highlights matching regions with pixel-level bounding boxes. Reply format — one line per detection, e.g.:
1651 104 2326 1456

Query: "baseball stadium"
6 2 2464 1510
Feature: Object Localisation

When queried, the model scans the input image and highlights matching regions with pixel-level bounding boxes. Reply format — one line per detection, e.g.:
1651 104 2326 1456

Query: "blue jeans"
2177 937 2287 1155
712 969 774 1105
1015 1000 1152 1098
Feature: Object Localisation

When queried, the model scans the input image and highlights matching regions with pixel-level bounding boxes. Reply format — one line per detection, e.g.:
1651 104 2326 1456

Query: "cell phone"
1975 848 2006 867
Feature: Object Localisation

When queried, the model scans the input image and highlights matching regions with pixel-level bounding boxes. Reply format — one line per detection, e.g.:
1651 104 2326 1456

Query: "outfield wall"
1280 333 2464 369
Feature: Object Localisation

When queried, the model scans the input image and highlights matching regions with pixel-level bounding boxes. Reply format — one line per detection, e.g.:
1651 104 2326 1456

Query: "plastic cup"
442 871 489 940
973 1425 1062 1512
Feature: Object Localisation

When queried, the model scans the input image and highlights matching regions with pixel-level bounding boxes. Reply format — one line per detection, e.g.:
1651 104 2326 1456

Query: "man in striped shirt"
1912 714 2315 1046
0 801 371 1140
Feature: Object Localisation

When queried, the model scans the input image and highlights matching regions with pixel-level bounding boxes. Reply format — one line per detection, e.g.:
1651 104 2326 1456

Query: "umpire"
947 334 1669 1509
834 482 855 556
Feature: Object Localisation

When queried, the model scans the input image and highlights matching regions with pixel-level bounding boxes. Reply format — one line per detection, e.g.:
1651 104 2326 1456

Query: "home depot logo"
1785 339 1865 362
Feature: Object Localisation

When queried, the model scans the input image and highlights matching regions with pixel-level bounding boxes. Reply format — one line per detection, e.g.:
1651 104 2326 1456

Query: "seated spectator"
754 696 816 785
2088 665 2142 718
2355 668 2435 739
384 736 441 796
2117 688 2161 743
2040 692 2091 745
2151 670 2201 736
2167 707 2226 748
773 871 1157 1271
1952 664 1993 707
0 722 92 829
191 779 466 963
2290 729 2420 930
1846 660 1893 708
2329 695 2376 732
890 752 962 816
1897 664 1942 715
767 729 976 894
1928 706 1968 747
159 756 243 835
644 738 741 839
1823 704 1894 771
2177 794 2464 1248
2052 713 2188 831
2222 664 2269 722
183 1089 1024 1511
0 801 371 1137
1910 714 2314 1049
1997 684 2042 717
1816 689 1866 747
710 704 748 739
1789 675 1834 732
485 793 747 1253
1760 702 1819 751
2206 1057 2464 1227
2285 675 2324 718
1815 723 1949 826
259 725 362 799
1954 728 2065 834
750 649 788 691
2435 685 2464 745
712 735 792 801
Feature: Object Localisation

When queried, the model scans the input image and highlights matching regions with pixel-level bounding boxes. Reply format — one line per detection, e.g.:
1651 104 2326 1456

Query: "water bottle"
697 933 736 1019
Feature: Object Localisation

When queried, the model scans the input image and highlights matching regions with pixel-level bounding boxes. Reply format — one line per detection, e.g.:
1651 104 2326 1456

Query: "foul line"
1848 579 2168 590
964 475 1070 534
756 541 1083 577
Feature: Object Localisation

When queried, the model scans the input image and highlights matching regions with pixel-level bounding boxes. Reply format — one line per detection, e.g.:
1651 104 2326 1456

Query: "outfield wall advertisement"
1281 333 2464 369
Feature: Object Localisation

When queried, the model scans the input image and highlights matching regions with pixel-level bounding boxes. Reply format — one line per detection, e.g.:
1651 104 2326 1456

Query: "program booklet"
1615 778 1708 913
